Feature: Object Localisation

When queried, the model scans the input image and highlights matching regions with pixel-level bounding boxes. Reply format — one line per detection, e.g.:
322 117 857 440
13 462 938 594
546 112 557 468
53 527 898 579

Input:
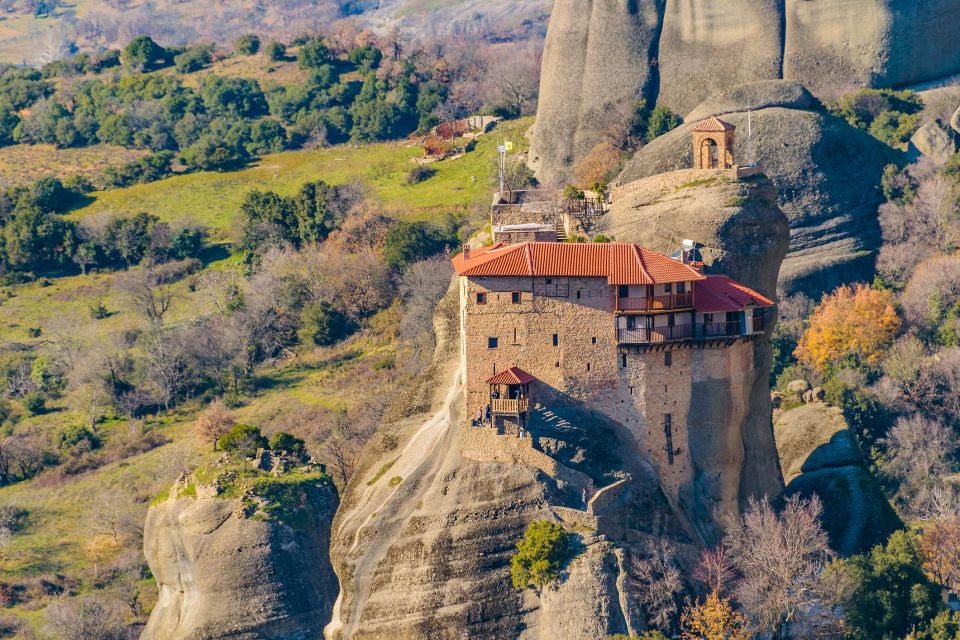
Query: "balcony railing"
618 322 745 344
492 398 529 414
616 292 694 312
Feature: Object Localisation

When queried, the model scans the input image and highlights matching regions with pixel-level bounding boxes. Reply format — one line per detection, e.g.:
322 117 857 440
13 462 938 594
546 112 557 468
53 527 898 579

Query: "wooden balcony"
618 324 693 344
616 292 694 312
618 322 745 344
492 398 529 414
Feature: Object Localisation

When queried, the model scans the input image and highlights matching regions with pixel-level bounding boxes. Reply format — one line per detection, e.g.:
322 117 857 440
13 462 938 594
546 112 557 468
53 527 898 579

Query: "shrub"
382 220 456 271
22 392 46 416
869 110 920 147
217 424 268 458
235 34 261 55
510 520 573 591
297 38 330 69
299 301 354 347
265 41 286 62
268 431 307 460
406 165 436 184
58 425 101 452
646 105 682 141
573 140 621 188
174 44 214 73
123 35 167 71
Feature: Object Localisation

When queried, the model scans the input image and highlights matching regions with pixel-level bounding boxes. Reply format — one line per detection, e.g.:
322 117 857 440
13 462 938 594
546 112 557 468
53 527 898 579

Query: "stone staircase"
554 222 568 242
533 404 574 429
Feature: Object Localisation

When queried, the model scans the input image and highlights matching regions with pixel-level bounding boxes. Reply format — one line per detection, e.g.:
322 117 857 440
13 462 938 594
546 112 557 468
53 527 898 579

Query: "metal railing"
617 292 694 312
698 321 740 338
492 398 529 414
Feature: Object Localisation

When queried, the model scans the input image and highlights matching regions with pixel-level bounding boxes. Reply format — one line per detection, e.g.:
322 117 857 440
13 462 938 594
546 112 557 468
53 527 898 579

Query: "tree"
120 267 175 325
881 415 959 514
510 520 573 591
298 37 330 69
723 496 832 638
631 539 685 633
194 400 235 450
217 424 268 458
268 431 307 461
382 220 455 271
235 34 261 55
919 517 960 593
265 40 286 62
299 301 354 347
44 595 127 640
647 106 682 141
122 35 166 71
680 591 752 640
827 530 942 640
795 284 901 373
694 545 736 596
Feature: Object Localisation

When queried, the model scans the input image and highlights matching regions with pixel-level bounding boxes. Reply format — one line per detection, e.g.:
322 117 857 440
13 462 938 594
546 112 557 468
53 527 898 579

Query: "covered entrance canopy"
486 366 535 416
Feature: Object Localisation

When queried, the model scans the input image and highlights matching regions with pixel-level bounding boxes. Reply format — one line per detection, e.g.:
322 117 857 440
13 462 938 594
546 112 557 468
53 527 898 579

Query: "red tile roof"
486 366 537 385
695 275 775 313
452 242 705 285
693 116 735 133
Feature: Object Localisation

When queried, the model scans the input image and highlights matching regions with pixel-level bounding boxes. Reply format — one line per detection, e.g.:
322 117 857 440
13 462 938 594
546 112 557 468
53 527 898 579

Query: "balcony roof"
453 242 705 285
695 276 774 312
486 366 536 385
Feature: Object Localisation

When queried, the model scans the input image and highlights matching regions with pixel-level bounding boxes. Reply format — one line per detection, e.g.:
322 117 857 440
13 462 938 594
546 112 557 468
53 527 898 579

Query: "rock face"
774 402 900 556
528 0 660 184
909 121 958 165
605 171 788 519
617 81 901 296
142 475 339 640
530 0 960 185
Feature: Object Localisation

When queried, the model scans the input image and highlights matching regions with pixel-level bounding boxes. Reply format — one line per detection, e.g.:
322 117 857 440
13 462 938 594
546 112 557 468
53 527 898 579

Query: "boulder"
618 81 902 297
774 402 900 555
909 121 958 165
786 379 810 396
953 104 960 137
142 475 339 640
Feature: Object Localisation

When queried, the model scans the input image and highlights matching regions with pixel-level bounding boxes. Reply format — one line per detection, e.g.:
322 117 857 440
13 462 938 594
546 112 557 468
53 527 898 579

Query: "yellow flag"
504 141 514 151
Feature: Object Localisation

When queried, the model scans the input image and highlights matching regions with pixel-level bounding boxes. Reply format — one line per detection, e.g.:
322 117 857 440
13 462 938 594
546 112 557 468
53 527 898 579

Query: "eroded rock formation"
142 472 339 640
616 81 901 296
530 0 960 185
774 402 900 555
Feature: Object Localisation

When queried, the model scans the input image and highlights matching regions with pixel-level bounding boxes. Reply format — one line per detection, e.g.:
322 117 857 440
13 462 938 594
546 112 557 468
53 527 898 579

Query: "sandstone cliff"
530 0 960 185
142 469 339 640
617 81 901 296
774 402 900 556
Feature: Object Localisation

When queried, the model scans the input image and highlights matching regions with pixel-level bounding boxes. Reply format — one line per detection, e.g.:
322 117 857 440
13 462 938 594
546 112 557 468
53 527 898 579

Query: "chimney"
463 244 471 260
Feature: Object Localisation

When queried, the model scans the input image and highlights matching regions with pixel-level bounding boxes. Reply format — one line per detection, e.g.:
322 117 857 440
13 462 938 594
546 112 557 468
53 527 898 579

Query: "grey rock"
802 389 814 404
775 402 900 555
909 121 958 165
786 379 810 395
811 386 825 402
952 104 960 136
618 83 901 297
142 480 339 640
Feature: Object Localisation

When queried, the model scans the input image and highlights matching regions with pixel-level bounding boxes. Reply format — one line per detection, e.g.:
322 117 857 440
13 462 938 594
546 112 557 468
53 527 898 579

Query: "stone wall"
609 166 761 202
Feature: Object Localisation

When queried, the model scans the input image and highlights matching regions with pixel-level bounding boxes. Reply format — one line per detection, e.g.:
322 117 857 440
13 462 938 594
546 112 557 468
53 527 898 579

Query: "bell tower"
692 116 736 170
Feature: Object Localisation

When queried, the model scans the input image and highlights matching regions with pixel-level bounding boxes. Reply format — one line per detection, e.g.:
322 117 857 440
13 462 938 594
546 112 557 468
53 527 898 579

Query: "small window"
487 337 498 349
576 290 581 299
511 291 521 304
591 336 597 344
546 278 553 284
476 292 487 305
618 285 629 298
552 334 559 347
664 414 674 465
586 362 591 372
513 328 517 343
677 282 686 294
621 354 627 368
665 351 672 367
555 361 560 368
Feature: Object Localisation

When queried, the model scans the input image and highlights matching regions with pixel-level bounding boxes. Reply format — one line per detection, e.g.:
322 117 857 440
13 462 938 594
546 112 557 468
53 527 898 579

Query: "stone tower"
693 116 736 169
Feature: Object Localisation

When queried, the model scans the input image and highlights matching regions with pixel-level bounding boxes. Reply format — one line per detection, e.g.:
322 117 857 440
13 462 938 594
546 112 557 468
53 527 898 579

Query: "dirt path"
324 365 463 640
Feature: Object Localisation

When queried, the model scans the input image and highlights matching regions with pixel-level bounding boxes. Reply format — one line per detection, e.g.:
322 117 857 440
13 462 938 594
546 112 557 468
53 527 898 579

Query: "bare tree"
44 595 127 640
629 539 685 633
881 415 959 515
121 267 176 325
723 495 832 639
486 44 541 116
139 326 191 411
693 544 736 596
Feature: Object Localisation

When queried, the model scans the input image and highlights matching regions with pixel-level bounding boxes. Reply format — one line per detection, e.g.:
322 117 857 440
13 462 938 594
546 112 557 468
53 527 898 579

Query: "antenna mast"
497 142 507 193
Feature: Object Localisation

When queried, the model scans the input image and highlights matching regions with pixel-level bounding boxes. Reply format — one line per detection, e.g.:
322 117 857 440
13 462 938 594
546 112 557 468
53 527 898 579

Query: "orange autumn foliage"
681 591 753 640
919 517 960 592
795 284 901 373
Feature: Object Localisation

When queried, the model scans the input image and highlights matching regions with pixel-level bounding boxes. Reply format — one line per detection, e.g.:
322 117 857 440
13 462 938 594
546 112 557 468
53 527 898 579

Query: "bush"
58 424 101 452
265 40 286 62
646 105 682 141
235 34 261 55
174 44 214 73
382 220 456 271
269 431 307 460
406 165 436 184
510 520 574 591
297 38 330 69
299 301 354 347
22 391 46 416
123 35 167 71
217 424 268 458
869 110 921 147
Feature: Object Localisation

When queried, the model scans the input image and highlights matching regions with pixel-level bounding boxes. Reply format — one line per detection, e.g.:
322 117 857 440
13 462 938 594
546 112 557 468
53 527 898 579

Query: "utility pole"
747 106 754 166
